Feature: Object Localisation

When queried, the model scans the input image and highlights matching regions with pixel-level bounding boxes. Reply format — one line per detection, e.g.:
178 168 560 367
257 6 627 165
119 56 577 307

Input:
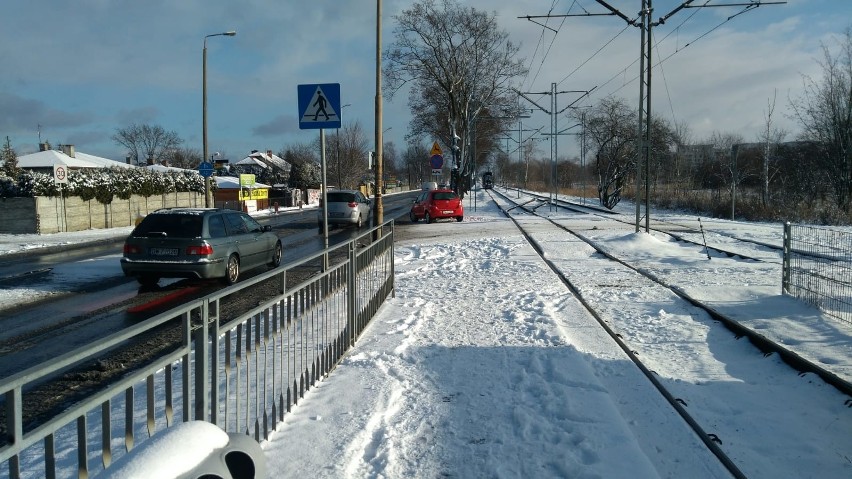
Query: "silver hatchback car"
318 190 372 233
121 208 282 286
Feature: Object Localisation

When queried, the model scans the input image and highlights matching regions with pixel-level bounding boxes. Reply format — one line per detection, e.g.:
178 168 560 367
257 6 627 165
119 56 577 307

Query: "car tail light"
348 201 358 207
123 244 141 255
186 244 213 255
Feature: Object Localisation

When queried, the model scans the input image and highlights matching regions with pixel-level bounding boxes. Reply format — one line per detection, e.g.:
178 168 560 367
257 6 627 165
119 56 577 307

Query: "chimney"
267 150 273 158
39 143 49 152
60 144 76 158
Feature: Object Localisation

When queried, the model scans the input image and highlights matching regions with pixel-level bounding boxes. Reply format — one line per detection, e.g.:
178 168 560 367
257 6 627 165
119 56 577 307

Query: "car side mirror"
263 225 272 232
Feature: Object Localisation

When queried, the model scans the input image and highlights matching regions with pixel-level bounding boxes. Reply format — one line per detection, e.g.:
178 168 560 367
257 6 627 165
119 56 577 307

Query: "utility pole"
521 0 784 230
472 112 530 210
374 0 384 239
516 86 594 210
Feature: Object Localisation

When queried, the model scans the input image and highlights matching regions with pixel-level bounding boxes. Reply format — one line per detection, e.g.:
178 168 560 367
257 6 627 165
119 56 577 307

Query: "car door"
412 192 428 218
237 213 272 269
223 212 258 270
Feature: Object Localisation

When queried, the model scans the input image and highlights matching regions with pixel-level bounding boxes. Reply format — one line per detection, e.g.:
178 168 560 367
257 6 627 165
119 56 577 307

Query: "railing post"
347 241 357 347
782 222 792 295
195 299 210 422
210 298 221 426
390 221 396 298
5 388 22 479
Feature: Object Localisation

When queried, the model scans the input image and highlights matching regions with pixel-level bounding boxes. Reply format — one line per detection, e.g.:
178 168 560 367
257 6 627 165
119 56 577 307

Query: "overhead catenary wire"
591 4 756 102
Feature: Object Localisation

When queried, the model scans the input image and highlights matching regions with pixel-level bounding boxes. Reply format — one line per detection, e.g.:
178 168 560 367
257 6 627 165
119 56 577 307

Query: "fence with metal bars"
0 222 395 478
783 222 852 325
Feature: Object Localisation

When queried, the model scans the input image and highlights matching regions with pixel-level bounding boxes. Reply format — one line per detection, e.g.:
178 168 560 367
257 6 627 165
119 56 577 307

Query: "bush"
0 168 208 204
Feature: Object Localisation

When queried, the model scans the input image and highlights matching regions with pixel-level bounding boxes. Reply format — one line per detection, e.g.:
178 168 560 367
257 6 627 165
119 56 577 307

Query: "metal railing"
783 222 852 325
1 222 395 478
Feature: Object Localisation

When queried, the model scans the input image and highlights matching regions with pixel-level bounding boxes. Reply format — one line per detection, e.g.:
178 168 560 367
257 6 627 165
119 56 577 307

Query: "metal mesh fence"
783 223 852 325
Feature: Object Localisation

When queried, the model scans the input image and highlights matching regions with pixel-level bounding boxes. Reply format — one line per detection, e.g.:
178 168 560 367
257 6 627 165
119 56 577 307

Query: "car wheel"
425 212 433 223
457 216 463 222
409 210 419 223
268 241 282 268
356 215 363 228
137 275 159 287
223 254 240 285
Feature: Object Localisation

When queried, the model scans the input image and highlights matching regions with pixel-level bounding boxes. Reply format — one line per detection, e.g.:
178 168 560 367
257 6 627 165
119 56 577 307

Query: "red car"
410 189 464 223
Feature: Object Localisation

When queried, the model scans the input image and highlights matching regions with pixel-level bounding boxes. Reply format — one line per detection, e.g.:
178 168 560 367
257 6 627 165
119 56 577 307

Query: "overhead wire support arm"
667 1 786 25
557 86 597 115
594 0 639 26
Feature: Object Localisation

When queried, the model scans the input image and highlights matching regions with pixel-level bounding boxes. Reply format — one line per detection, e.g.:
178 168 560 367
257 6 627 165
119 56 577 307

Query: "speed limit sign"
53 164 68 184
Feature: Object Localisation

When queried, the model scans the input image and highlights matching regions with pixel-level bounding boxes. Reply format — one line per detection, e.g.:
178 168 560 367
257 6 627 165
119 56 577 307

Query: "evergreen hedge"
0 168 208 203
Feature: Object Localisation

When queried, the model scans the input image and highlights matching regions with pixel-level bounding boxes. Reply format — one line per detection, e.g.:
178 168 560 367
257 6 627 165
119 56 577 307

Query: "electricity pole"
521 0 785 231
516 86 594 210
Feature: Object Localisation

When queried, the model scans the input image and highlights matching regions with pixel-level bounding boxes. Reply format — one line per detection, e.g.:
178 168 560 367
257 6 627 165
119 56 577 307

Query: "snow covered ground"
2 191 852 478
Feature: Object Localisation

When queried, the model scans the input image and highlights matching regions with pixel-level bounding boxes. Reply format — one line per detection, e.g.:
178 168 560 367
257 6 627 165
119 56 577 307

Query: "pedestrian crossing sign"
298 83 342 130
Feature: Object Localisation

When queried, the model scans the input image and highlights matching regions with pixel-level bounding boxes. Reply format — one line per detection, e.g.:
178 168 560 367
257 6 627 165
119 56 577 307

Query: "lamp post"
203 30 236 208
374 0 383 239
336 103 351 188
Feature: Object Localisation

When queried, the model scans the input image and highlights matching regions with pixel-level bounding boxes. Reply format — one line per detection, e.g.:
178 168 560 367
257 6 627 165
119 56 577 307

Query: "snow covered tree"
1 136 21 178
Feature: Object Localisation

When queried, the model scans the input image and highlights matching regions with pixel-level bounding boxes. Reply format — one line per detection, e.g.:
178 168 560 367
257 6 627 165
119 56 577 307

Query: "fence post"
782 222 792 295
194 299 210 421
347 242 357 347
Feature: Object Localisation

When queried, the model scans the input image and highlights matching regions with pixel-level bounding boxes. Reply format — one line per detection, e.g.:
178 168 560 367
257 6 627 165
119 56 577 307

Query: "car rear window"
433 192 458 200
327 192 356 203
134 214 203 238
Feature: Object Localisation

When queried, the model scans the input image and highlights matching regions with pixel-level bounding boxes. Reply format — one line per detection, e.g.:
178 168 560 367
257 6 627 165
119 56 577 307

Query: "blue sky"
0 0 849 163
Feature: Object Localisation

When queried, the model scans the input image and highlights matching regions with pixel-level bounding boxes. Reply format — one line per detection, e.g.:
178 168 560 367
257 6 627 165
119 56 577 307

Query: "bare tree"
385 0 527 197
383 140 399 180
328 121 370 189
759 90 787 205
789 25 852 208
583 97 636 209
163 147 202 169
112 124 183 165
402 141 430 187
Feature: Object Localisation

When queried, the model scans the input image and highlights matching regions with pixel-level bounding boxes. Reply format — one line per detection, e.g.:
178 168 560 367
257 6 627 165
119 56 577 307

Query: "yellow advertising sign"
239 188 268 200
430 141 443 157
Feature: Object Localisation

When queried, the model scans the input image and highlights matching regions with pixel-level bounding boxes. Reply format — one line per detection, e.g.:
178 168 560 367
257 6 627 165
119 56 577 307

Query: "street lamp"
336 103 351 188
203 30 236 207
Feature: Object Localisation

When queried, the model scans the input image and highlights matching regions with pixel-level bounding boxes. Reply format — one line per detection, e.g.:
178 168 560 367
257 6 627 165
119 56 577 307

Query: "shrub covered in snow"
2 168 208 203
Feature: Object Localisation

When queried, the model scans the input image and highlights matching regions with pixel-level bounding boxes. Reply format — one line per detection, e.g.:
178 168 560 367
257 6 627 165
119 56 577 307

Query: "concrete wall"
0 192 204 234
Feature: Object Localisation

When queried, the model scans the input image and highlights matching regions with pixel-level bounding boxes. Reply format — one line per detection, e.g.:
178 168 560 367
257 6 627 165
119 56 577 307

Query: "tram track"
519 190 783 263
486 187 852 478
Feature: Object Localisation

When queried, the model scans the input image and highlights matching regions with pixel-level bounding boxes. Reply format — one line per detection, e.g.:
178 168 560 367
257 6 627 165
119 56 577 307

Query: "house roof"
17 149 136 169
214 176 271 189
235 151 290 171
145 164 196 173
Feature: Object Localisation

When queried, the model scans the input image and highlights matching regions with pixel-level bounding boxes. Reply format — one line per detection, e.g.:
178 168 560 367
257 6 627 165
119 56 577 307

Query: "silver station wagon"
121 208 282 286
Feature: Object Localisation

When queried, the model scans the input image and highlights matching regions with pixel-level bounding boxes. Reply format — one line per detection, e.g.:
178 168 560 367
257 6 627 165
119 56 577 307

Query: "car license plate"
442 210 454 214
150 247 179 256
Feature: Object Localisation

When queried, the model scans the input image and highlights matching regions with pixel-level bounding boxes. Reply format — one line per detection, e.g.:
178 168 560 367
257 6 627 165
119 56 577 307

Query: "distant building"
234 150 291 183
15 143 135 174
